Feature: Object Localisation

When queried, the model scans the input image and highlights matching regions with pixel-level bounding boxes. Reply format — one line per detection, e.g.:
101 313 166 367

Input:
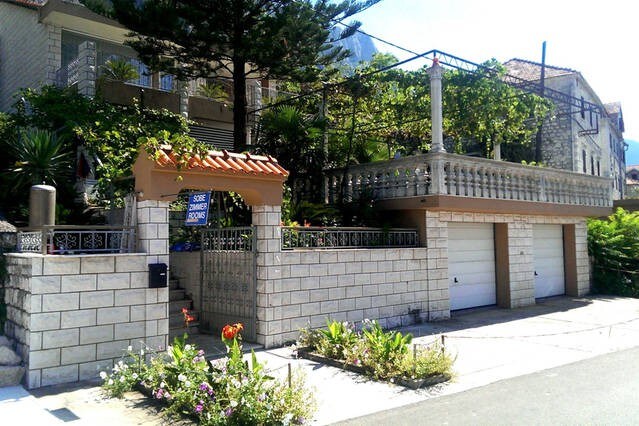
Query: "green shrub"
588 208 639 297
101 330 315 425
298 319 454 382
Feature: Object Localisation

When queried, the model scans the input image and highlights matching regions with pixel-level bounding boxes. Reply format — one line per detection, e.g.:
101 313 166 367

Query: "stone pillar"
178 80 189 118
424 211 450 320
77 41 96 98
252 205 282 348
427 59 445 153
136 200 170 266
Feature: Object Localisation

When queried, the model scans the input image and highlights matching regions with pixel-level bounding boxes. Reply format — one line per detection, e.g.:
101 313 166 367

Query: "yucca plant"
7 129 73 188
100 58 139 82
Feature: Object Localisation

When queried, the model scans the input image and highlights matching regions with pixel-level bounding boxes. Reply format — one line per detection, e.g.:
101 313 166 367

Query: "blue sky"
353 0 639 149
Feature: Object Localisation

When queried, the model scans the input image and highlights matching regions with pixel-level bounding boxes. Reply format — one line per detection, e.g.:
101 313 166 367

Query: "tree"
88 0 378 151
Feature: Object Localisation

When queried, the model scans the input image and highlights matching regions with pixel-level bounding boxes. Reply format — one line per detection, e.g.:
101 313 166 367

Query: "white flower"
184 344 192 351
178 374 186 382
184 380 191 387
160 381 166 388
119 376 125 383
108 379 114 385
99 371 107 380
132 373 138 379
230 400 238 408
140 348 145 356
127 345 133 352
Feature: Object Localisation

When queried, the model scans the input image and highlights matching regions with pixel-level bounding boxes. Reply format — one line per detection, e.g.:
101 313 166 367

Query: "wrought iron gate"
200 227 257 341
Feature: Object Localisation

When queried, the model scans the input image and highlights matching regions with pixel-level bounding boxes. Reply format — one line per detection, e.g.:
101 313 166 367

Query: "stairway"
168 278 200 340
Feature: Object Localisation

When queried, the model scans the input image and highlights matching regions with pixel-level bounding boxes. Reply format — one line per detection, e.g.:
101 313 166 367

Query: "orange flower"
181 307 188 314
222 323 244 340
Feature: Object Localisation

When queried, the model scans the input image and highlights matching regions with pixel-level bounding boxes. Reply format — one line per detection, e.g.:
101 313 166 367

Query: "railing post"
427 59 445 153
429 153 446 195
77 41 96 98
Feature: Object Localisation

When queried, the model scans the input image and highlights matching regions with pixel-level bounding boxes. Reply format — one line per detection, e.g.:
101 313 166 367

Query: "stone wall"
2 200 170 389
4 253 169 389
263 247 429 346
0 3 49 111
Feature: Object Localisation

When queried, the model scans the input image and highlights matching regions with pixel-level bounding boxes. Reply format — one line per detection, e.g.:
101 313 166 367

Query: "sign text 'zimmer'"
185 192 211 226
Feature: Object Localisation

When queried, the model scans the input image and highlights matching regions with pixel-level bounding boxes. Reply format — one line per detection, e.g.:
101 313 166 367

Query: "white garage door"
448 223 496 310
533 224 565 298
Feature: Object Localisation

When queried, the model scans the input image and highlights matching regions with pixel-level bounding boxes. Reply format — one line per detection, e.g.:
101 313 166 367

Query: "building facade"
0 0 274 149
504 58 626 199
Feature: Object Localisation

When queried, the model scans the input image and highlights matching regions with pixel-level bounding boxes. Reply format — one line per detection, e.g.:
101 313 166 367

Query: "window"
591 157 595 175
589 109 593 127
580 96 585 119
582 150 587 173
597 160 600 176
160 74 174 91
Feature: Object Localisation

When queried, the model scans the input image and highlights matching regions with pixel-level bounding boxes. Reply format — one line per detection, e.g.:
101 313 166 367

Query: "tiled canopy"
133 146 289 206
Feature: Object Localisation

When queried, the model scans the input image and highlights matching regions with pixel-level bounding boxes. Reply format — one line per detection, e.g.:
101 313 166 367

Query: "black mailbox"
149 263 168 288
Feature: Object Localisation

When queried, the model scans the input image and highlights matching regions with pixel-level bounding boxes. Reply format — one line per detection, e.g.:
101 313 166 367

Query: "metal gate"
200 227 257 341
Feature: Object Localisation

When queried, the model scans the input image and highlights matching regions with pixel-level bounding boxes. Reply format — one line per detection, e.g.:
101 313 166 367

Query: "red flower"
222 323 244 340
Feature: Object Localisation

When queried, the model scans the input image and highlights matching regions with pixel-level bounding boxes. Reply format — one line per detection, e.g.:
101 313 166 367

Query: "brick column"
507 218 535 307
252 205 282 348
136 200 170 265
574 219 590 296
424 211 449 320
77 41 96 98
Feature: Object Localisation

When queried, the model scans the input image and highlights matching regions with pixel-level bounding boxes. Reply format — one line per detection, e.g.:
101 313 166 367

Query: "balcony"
325 152 612 215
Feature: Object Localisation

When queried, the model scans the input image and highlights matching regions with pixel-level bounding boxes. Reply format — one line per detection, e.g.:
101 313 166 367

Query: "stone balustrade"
325 152 612 207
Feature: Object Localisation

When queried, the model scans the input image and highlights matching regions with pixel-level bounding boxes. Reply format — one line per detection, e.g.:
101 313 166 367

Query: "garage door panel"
449 223 496 311
533 224 565 298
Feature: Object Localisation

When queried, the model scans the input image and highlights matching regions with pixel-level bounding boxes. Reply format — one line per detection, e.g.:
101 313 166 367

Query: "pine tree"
89 0 378 151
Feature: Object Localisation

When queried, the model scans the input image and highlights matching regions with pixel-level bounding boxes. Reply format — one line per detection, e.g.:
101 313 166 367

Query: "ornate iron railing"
281 227 419 250
54 57 81 88
16 226 136 255
201 227 255 252
325 152 612 207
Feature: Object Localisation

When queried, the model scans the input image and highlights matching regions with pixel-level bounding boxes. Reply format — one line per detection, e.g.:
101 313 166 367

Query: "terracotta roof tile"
155 146 289 178
504 58 577 81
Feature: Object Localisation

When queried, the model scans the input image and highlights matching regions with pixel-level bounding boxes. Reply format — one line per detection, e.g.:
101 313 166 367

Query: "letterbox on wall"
149 263 168 288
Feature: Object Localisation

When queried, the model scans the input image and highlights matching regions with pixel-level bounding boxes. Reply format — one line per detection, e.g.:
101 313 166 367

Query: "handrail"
325 151 613 207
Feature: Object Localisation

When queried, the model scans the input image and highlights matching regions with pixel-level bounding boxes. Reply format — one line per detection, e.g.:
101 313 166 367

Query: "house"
0 0 275 149
504 58 626 199
626 165 639 198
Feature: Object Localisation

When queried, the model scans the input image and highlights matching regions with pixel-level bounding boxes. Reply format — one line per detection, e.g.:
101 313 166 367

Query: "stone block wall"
261 248 429 347
4 253 169 389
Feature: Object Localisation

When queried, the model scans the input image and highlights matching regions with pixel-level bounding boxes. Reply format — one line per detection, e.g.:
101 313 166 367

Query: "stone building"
0 0 275 148
504 59 626 199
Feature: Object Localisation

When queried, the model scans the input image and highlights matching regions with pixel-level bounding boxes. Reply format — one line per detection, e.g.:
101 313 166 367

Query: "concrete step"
169 311 199 329
169 323 200 340
169 299 192 314
169 289 186 301
169 279 179 290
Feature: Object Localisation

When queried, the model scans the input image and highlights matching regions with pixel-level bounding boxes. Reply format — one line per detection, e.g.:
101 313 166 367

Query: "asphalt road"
336 346 639 425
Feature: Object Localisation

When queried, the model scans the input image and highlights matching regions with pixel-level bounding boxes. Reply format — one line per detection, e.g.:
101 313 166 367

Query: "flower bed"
100 324 315 425
295 319 453 389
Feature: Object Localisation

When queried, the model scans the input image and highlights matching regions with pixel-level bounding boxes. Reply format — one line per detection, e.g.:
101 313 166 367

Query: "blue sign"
185 192 211 226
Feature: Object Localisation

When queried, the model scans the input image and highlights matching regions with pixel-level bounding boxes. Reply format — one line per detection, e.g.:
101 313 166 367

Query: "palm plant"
100 58 139 82
196 82 230 103
7 129 73 189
